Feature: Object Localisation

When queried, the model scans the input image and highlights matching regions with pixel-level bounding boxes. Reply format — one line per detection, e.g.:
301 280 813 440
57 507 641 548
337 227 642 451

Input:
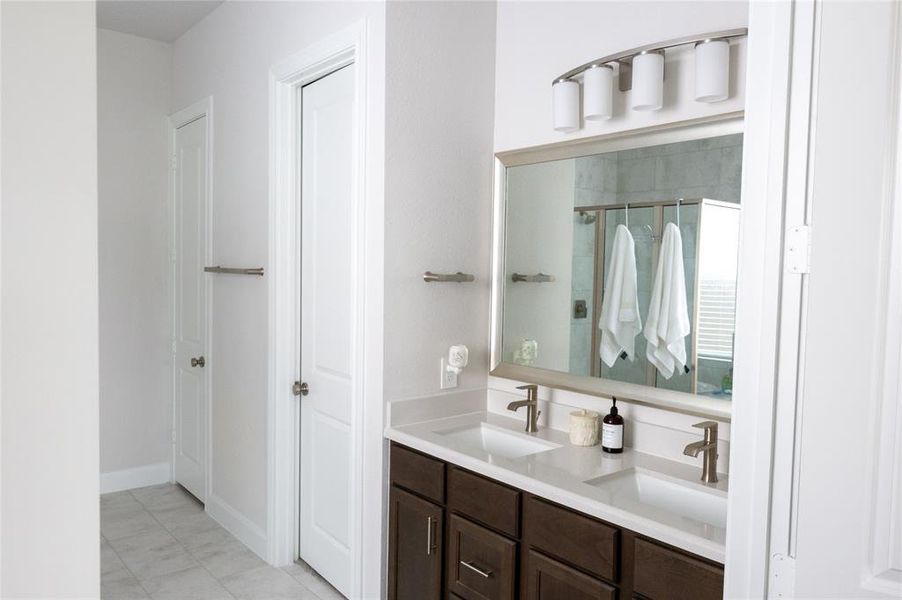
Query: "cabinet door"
523 550 616 600
632 538 723 600
447 514 517 600
388 486 443 600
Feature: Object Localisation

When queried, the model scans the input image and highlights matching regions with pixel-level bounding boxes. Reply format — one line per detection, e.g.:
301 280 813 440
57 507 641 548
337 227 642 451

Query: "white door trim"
267 20 383 598
168 97 214 499
724 2 814 597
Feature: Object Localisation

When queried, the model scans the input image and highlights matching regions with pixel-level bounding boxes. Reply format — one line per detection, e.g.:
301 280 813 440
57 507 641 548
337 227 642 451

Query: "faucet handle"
516 384 538 391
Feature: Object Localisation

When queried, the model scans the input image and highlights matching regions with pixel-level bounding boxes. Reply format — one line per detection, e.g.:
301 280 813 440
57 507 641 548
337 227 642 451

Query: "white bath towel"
644 222 690 379
598 224 642 367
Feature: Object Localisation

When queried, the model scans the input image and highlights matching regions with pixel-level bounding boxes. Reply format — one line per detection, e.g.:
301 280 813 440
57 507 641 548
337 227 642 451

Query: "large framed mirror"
490 115 743 418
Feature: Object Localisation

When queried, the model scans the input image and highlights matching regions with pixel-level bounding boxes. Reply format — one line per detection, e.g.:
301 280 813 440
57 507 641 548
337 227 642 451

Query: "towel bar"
511 273 555 283
204 266 265 276
423 271 475 283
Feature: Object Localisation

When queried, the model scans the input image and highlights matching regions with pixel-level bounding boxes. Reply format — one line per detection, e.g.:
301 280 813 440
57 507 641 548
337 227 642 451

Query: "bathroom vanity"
385 412 727 600
385 118 744 599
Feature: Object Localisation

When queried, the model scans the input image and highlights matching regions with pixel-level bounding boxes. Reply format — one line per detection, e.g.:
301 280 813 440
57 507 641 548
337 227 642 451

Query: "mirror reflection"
501 133 742 400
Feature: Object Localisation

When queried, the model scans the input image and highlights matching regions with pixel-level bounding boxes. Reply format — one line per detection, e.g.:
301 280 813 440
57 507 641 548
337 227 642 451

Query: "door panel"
173 115 207 502
388 487 443 600
299 63 356 597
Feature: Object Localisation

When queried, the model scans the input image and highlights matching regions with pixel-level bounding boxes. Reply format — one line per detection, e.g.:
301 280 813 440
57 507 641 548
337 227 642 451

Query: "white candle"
569 409 600 446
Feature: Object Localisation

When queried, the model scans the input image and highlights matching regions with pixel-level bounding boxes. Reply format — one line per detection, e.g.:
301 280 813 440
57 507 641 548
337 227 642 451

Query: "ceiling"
97 0 224 43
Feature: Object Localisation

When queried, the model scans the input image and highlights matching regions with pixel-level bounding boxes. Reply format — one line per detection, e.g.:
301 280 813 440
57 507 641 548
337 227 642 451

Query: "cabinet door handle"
425 516 437 555
460 560 493 578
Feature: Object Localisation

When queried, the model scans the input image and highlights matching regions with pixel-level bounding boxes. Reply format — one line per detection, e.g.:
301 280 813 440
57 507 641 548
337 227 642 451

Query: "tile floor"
101 484 345 600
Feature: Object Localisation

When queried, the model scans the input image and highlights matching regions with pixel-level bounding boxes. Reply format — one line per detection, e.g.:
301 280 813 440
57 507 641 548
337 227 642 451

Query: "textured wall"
98 28 173 478
384 1 497 401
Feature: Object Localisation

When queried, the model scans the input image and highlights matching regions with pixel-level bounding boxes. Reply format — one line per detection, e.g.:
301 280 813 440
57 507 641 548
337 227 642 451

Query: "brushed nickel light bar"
551 28 748 131
551 28 748 89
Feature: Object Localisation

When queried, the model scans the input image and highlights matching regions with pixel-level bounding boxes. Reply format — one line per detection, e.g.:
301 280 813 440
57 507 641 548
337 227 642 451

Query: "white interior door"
172 115 208 503
774 2 902 598
298 64 356 598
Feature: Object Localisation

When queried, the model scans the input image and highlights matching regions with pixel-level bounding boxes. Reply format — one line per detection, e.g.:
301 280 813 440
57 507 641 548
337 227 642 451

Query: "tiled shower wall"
568 134 743 377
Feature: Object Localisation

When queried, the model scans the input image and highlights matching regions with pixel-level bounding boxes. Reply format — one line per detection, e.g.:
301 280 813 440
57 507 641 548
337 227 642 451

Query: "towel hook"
676 198 681 227
625 202 630 228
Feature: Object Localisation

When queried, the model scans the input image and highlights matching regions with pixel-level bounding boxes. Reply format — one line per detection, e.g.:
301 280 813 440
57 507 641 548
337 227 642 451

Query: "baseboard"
206 493 269 561
100 462 171 494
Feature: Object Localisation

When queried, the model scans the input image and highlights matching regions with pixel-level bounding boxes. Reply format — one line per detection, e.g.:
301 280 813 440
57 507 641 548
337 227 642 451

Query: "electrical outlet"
440 358 458 389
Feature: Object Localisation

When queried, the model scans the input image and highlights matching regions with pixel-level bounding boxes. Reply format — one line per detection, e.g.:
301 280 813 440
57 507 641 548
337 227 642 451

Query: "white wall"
488 1 748 465
170 0 386 543
384 0 497 403
1 1 99 596
98 28 173 490
494 1 747 151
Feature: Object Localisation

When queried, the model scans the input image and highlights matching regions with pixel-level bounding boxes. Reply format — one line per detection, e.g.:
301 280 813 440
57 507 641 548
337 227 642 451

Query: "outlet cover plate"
440 358 458 389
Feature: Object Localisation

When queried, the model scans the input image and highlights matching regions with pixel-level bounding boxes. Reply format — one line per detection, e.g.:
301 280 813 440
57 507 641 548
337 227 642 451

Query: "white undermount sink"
435 422 562 459
585 468 727 529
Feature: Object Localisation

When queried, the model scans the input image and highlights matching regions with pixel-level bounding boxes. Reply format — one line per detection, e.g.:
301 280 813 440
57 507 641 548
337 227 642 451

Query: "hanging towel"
644 222 690 379
598 224 642 367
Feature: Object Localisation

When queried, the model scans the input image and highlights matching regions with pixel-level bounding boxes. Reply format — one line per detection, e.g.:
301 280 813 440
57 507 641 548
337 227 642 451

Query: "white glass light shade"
631 51 664 111
552 80 580 132
695 39 729 102
583 65 614 121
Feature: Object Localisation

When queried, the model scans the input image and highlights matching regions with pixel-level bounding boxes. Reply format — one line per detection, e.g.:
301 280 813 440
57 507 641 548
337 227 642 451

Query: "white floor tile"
141 566 234 600
132 484 200 512
101 539 133 583
283 561 344 599
221 566 318 600
192 539 267 579
101 506 164 541
101 575 151 600
110 529 199 580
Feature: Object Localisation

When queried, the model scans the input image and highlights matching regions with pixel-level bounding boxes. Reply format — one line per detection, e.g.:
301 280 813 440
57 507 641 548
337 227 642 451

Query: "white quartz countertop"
385 410 728 563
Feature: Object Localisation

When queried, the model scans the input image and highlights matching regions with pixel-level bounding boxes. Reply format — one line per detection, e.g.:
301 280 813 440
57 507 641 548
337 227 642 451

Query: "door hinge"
170 429 177 443
769 553 796 598
785 225 811 274
292 381 309 396
170 154 178 171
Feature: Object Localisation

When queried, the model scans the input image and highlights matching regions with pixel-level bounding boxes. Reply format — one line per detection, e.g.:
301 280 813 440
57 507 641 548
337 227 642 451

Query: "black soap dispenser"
602 398 624 454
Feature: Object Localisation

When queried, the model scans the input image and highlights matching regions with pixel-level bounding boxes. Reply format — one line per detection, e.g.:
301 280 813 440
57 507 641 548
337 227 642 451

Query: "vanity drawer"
448 466 520 537
632 538 723 600
523 496 619 582
447 514 517 600
523 549 616 600
390 443 445 503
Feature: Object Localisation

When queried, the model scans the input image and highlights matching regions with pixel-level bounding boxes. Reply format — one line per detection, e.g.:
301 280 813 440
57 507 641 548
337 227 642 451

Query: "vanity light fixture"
631 50 665 111
584 64 614 120
552 78 580 132
550 27 747 131
694 39 730 102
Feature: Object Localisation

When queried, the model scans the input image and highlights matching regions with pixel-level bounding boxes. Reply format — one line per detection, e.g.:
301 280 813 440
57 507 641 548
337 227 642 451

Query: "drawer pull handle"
426 516 437 555
460 560 493 578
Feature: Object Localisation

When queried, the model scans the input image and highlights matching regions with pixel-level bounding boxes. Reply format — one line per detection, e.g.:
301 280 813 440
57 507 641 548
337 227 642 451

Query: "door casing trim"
267 20 382 599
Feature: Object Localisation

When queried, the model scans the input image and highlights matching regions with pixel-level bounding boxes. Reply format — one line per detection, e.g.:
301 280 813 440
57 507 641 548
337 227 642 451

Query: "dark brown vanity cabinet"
388 442 724 600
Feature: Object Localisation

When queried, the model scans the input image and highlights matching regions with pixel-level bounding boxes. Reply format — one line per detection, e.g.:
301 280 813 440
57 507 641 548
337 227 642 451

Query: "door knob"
190 356 205 368
292 381 309 396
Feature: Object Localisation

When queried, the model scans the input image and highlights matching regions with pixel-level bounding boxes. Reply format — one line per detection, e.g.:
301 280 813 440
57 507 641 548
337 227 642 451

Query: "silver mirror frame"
490 112 744 421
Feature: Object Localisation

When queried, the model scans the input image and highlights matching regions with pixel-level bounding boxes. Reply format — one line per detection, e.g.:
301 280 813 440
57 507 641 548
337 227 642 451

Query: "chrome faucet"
507 384 541 433
683 421 719 483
